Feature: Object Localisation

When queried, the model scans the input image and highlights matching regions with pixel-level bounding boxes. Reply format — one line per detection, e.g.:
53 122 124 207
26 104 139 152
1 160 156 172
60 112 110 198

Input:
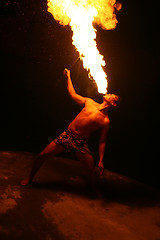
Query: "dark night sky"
0 0 160 186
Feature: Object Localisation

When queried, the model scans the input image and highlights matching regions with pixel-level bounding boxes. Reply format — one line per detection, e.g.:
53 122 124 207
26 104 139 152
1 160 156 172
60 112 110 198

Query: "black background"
0 0 160 187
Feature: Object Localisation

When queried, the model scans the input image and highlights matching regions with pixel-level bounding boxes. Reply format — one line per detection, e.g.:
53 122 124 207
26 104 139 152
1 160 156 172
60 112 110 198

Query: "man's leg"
75 151 98 192
21 142 65 186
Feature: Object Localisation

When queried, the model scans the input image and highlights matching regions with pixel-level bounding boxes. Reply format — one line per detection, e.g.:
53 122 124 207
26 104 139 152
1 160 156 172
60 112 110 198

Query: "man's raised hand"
63 68 70 79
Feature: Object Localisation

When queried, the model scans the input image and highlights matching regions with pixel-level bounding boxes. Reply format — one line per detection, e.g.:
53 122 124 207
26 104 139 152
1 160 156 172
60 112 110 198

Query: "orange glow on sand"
47 0 121 94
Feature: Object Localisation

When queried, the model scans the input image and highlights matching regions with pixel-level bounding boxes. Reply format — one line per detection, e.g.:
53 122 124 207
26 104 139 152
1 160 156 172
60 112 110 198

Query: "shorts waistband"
66 128 87 141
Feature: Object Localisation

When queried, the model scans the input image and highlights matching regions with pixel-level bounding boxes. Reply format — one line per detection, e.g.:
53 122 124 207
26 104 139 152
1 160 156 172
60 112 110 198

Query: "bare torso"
68 98 110 138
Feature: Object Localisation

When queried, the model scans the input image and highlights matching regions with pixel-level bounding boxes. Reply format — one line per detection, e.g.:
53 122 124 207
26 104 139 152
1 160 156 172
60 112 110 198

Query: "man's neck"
98 102 110 113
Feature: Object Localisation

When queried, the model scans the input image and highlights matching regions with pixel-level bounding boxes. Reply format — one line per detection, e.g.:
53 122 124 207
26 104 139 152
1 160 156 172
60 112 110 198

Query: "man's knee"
39 142 64 157
39 146 53 157
39 150 47 157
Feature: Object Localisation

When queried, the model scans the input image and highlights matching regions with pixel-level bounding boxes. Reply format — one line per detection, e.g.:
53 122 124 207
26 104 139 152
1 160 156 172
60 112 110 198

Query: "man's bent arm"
99 142 106 164
63 68 86 106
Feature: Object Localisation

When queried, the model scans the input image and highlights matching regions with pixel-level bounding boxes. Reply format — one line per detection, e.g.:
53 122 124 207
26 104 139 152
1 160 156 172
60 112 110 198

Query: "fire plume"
47 0 121 94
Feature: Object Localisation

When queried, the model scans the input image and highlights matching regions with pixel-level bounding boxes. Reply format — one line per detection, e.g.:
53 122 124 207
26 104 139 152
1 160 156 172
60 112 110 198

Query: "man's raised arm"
63 68 86 106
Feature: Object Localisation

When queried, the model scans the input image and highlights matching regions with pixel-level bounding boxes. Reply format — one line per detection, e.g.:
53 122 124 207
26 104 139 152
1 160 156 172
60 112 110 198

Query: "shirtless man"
21 69 119 187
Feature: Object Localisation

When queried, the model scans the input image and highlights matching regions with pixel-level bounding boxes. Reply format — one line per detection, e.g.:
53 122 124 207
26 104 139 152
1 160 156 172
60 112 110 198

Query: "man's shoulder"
85 97 96 104
85 97 92 101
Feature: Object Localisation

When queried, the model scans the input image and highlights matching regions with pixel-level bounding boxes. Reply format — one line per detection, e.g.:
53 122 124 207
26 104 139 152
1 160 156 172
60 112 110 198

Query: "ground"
0 151 160 240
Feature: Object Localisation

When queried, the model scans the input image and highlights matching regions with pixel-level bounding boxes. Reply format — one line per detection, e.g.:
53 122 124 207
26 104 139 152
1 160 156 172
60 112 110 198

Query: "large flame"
48 0 121 94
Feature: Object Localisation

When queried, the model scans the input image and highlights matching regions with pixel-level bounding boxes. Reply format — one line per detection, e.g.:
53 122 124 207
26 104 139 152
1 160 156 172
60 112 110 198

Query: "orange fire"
47 0 121 94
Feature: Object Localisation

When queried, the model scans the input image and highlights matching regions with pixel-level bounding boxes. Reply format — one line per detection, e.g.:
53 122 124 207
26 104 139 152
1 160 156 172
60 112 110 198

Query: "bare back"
68 98 109 138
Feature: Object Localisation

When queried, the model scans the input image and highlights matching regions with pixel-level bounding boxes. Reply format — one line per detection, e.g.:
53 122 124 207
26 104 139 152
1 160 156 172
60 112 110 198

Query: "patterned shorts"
53 128 91 154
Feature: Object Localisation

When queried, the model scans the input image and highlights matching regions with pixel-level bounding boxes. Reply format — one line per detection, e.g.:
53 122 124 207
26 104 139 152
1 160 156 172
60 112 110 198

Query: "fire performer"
21 69 120 190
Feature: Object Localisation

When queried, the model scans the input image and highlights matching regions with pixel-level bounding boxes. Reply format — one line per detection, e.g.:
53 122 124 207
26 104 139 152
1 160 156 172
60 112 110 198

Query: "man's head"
103 93 120 107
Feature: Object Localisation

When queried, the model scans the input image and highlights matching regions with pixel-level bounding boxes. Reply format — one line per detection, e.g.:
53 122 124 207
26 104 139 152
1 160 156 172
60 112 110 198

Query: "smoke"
47 0 121 30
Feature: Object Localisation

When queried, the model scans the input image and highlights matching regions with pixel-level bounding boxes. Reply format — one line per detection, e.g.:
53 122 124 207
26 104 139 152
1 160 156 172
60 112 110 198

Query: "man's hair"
106 94 121 107
112 94 121 106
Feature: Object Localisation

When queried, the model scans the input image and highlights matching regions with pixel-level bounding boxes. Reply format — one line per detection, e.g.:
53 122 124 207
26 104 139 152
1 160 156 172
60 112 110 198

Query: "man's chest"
82 104 106 125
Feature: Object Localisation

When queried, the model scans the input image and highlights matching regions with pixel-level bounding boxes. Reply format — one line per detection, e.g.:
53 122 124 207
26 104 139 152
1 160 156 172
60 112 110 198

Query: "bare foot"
20 178 32 186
